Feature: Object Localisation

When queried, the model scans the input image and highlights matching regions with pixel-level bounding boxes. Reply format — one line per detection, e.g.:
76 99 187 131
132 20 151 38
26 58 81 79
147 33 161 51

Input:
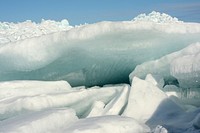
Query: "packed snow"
0 11 200 133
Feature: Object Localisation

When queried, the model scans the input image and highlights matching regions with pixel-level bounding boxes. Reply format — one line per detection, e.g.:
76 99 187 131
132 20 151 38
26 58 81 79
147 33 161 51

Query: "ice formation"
0 19 72 44
132 11 181 23
0 12 200 86
0 11 200 133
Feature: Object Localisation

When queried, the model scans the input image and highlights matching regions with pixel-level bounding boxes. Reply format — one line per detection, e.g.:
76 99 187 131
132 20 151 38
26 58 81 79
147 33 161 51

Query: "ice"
0 80 71 99
0 83 125 120
0 108 78 133
87 84 130 117
0 19 72 44
87 101 105 117
0 17 200 86
130 42 200 88
0 12 200 133
123 77 168 122
133 11 181 23
63 115 150 133
145 74 164 89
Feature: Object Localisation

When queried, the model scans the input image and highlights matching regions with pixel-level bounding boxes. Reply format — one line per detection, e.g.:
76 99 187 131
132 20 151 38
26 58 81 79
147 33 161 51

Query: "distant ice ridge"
133 11 181 23
0 19 73 44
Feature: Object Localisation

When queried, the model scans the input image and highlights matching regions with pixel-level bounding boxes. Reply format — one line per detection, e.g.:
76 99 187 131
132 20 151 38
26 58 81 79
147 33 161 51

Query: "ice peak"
132 11 182 23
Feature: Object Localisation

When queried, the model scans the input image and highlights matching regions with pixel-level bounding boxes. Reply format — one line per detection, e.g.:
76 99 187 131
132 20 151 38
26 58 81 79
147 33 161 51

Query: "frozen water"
130 42 200 88
0 84 124 120
0 12 200 133
123 77 168 122
0 19 72 44
0 108 78 133
133 11 181 23
63 115 150 133
0 18 200 86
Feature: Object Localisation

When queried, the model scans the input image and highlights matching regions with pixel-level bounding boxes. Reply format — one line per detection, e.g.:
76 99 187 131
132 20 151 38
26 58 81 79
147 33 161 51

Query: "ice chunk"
133 11 181 23
0 80 71 99
87 84 130 117
130 42 200 88
0 86 121 120
102 85 129 115
145 74 164 89
123 77 167 122
63 115 150 133
87 101 105 117
0 108 78 133
0 19 73 44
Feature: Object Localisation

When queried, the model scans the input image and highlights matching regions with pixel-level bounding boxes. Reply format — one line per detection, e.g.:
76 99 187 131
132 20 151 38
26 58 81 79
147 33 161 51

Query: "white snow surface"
0 12 200 133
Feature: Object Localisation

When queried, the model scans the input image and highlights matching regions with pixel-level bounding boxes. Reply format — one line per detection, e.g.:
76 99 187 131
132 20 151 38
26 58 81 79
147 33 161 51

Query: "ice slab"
123 77 168 122
130 42 200 88
0 19 200 86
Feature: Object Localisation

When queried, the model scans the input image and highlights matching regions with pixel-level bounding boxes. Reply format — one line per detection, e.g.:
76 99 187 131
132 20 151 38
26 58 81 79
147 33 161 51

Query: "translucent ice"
0 17 200 86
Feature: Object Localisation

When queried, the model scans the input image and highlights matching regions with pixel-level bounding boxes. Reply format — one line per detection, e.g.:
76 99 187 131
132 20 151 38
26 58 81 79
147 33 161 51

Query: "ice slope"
0 12 200 86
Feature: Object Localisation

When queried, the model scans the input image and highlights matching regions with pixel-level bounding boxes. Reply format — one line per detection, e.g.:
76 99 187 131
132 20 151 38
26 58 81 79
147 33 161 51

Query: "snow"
133 11 181 23
0 19 72 44
63 115 150 133
0 83 123 120
0 11 200 133
0 108 78 133
0 80 71 99
153 125 168 133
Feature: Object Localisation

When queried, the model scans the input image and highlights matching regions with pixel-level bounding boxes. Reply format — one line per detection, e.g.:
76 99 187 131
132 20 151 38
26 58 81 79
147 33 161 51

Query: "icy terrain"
0 11 200 133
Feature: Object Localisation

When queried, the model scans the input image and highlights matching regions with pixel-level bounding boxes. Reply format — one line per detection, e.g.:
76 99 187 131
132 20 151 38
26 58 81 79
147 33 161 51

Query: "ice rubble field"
0 11 200 133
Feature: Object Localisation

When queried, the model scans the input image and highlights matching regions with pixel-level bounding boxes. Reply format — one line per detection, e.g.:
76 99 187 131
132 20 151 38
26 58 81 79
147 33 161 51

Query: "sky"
0 0 200 25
